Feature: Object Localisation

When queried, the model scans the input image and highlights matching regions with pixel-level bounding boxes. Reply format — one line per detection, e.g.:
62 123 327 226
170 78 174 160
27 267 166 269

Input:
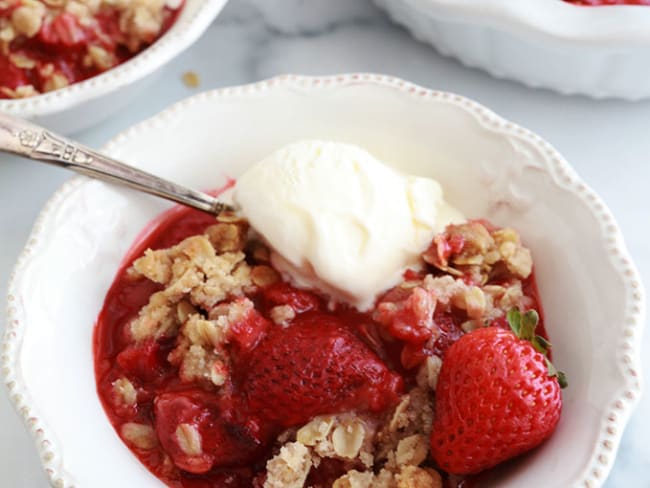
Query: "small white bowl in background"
1 74 644 487
374 0 650 100
0 0 228 134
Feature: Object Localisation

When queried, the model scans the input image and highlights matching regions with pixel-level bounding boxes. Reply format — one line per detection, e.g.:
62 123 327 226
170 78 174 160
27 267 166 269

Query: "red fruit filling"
94 199 553 488
116 338 171 383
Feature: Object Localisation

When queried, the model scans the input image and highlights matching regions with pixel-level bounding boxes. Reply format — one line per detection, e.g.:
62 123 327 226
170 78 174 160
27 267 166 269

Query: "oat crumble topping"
111 377 137 406
265 442 313 488
120 422 157 450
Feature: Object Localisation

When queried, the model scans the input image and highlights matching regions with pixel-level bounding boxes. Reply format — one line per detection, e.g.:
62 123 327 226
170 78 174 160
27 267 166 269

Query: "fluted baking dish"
375 0 650 99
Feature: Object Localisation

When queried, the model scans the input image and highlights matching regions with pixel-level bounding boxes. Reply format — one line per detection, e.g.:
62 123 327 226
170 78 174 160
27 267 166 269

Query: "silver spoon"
0 113 233 215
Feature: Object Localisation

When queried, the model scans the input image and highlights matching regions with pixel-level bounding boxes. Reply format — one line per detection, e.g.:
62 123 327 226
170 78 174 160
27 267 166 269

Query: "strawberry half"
430 309 566 475
243 312 403 427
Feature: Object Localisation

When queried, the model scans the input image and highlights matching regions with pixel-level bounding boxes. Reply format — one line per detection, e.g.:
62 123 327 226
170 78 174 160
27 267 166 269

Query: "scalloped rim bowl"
1 74 645 487
404 0 650 43
374 0 650 99
0 0 228 133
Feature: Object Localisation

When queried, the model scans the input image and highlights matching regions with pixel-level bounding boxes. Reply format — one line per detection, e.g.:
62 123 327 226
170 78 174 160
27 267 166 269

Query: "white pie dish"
374 0 650 100
0 0 228 134
1 73 645 487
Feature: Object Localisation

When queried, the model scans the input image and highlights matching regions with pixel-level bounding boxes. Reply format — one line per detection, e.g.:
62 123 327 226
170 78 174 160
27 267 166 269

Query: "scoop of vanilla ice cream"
234 141 464 310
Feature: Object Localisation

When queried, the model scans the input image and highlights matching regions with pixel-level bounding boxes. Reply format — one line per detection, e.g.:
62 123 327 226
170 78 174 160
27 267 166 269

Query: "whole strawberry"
243 312 403 427
430 309 566 475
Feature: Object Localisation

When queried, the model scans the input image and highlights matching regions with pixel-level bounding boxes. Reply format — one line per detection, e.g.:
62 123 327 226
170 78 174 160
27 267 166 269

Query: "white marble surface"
0 0 648 486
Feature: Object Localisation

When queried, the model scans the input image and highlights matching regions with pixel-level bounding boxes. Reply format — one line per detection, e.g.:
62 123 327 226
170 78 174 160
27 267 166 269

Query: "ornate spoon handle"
0 113 233 215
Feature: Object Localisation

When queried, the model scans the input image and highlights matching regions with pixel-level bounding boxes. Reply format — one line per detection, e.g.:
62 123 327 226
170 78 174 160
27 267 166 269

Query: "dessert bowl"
374 0 650 99
0 0 228 134
1 73 645 487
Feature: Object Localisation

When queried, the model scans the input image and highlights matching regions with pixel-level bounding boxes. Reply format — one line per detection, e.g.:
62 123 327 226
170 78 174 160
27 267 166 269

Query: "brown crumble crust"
423 222 532 284
264 387 439 487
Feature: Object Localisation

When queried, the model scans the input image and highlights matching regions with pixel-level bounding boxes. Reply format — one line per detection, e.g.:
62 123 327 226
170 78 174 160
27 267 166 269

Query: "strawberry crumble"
94 199 564 487
0 0 182 99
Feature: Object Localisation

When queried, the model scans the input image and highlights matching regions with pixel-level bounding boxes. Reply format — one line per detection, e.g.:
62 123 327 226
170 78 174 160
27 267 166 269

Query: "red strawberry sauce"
94 198 548 487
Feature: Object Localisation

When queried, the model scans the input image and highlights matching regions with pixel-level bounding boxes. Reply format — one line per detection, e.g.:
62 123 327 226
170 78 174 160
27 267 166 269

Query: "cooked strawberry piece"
400 312 464 369
116 338 168 382
375 286 436 343
154 392 215 474
402 268 426 281
429 312 464 358
0 56 30 90
154 391 266 474
399 312 464 369
400 342 429 370
262 282 322 314
94 11 122 49
227 306 271 352
39 13 89 49
243 312 403 427
430 311 564 475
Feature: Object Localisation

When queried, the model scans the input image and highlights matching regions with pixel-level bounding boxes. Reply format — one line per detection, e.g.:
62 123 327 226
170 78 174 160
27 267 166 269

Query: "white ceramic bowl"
374 0 650 100
0 0 228 134
1 74 645 487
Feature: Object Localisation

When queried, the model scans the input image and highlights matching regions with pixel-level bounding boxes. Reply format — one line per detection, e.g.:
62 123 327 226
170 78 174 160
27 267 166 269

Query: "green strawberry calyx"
506 308 568 389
